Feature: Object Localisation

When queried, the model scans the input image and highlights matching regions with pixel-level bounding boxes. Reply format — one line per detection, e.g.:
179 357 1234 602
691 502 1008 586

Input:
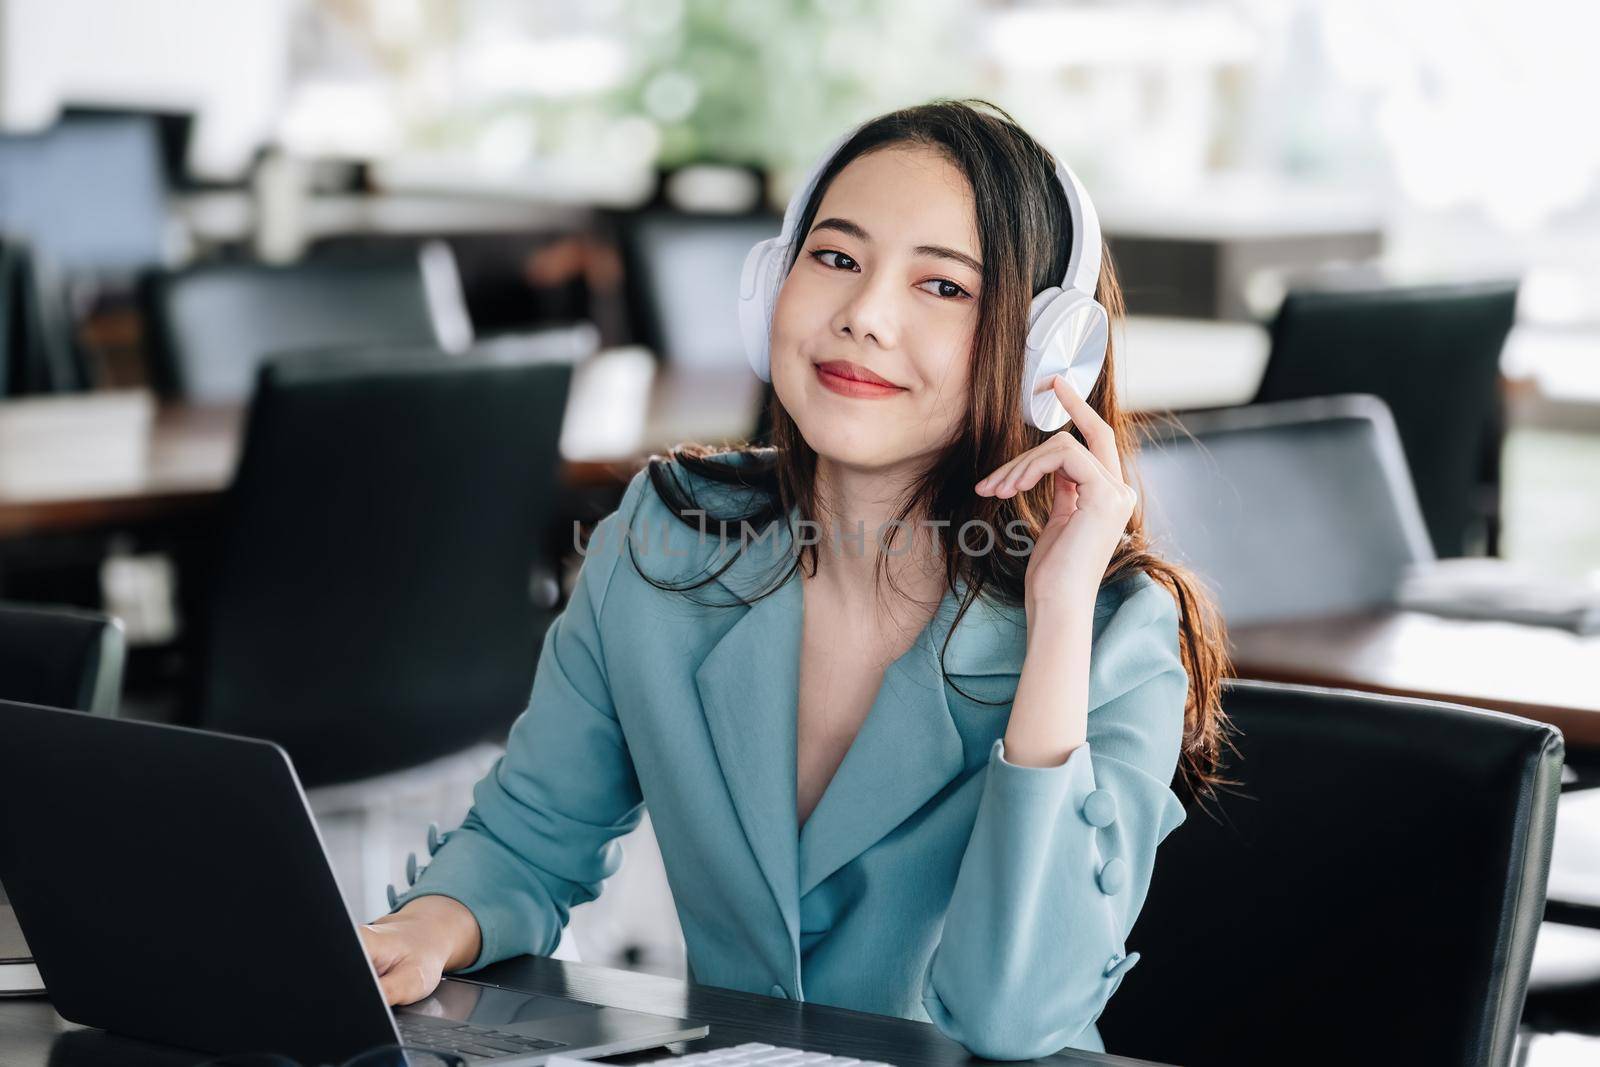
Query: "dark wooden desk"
1229 609 1600 747
0 403 240 540
0 358 767 540
0 955 1171 1066
0 320 1274 542
0 402 657 540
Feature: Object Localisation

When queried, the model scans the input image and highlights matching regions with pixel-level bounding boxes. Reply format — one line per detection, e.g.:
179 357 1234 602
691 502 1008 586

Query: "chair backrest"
0 236 82 395
0 240 17 396
0 601 125 714
190 347 573 787
614 209 780 371
0 601 125 914
1097 679 1563 1067
144 254 452 402
0 111 168 273
1137 394 1435 626
1254 281 1519 557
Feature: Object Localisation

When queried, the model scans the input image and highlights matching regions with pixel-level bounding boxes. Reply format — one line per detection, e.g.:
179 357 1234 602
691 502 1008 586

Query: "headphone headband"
1052 157 1102 299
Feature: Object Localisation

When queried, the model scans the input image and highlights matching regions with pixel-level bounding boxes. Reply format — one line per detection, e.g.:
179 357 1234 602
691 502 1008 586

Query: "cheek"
910 318 977 407
770 270 824 347
768 277 826 405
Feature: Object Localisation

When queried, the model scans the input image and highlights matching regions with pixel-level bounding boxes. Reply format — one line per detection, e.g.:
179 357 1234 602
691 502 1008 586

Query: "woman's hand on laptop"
359 895 484 1005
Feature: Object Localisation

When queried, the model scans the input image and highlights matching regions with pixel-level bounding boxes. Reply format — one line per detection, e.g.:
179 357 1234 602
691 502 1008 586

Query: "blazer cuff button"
1097 857 1129 896
1081 788 1117 828
1104 951 1141 979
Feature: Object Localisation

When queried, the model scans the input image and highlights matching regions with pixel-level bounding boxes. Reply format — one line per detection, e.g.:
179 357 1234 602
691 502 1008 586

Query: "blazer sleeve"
919 573 1190 1060
387 469 653 970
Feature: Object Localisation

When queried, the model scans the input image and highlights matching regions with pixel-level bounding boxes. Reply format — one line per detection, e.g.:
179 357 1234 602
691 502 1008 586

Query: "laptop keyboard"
397 1012 569 1061
632 1042 896 1067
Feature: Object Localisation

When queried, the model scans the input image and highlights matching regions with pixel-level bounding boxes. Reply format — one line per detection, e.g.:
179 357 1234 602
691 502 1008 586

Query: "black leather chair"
0 602 124 714
0 601 125 994
1138 394 1436 626
1252 281 1519 558
0 237 81 396
183 346 573 787
1098 679 1563 1067
143 253 465 403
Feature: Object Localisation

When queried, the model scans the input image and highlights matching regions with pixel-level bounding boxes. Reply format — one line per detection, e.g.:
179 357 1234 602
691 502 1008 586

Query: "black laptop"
0 699 708 1065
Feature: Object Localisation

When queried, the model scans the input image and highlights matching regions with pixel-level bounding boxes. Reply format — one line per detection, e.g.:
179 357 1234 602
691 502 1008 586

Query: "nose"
832 266 900 350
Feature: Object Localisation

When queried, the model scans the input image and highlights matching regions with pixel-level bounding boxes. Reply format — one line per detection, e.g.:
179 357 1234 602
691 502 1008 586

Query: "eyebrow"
808 217 983 276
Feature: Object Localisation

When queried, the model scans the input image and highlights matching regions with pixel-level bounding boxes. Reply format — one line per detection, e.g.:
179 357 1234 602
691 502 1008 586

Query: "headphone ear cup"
1021 291 1110 431
738 238 786 382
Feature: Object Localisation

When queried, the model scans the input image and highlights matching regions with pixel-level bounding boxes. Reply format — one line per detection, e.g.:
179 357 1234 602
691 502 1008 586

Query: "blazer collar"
691 505 1030 952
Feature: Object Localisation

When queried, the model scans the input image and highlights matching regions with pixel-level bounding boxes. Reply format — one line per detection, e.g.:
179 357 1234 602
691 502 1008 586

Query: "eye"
809 248 972 302
809 249 859 272
917 278 973 301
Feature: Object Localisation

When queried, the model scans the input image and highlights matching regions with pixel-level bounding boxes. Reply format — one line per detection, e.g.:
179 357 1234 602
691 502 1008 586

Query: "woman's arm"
1000 592 1095 767
918 575 1189 1060
369 469 654 989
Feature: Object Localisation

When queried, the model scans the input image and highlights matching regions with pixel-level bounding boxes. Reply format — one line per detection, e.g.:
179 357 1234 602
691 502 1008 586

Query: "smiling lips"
814 360 906 398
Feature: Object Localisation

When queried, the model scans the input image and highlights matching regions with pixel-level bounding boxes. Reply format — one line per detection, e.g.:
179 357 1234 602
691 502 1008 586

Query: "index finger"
1051 375 1123 481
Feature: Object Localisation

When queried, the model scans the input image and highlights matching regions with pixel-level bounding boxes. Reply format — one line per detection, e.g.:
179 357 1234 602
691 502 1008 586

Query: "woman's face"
770 144 982 472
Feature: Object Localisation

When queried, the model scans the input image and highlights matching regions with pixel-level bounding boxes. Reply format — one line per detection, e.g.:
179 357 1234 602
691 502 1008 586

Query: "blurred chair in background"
313 230 622 344
0 601 125 715
0 237 82 395
142 245 473 403
1252 280 1520 557
176 346 572 922
1137 393 1435 626
1140 395 1600 1046
612 209 779 371
0 111 169 277
610 210 780 452
1098 679 1562 1067
1526 791 1600 1039
184 346 571 784
0 110 173 393
0 601 126 997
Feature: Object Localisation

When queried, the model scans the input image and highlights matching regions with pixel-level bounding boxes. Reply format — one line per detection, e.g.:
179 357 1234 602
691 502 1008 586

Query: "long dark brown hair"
625 98 1231 803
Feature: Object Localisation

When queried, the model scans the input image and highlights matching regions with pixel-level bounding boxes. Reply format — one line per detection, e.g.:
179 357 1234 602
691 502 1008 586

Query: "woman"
362 99 1230 1060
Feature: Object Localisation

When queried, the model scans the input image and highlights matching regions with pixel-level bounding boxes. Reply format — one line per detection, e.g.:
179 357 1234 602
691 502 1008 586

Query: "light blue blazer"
393 452 1190 1060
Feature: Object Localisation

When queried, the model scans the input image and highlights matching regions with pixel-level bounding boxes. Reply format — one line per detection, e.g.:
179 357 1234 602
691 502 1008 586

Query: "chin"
793 410 910 471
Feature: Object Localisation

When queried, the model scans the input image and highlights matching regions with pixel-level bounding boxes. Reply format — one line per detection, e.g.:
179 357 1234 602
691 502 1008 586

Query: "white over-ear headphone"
737 125 1108 432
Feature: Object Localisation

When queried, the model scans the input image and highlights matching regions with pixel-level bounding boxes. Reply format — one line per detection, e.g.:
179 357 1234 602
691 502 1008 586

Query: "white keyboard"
548 1042 896 1067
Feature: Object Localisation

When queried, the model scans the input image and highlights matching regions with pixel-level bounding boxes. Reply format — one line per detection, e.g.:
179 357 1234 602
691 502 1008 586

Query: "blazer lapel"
692 513 805 950
689 494 1035 926
797 579 1029 897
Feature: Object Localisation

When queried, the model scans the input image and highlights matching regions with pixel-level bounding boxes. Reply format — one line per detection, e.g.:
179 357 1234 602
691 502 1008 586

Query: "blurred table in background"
0 318 1271 539
0 401 234 539
1117 315 1269 411
1100 180 1385 321
1228 610 1600 747
0 349 759 539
